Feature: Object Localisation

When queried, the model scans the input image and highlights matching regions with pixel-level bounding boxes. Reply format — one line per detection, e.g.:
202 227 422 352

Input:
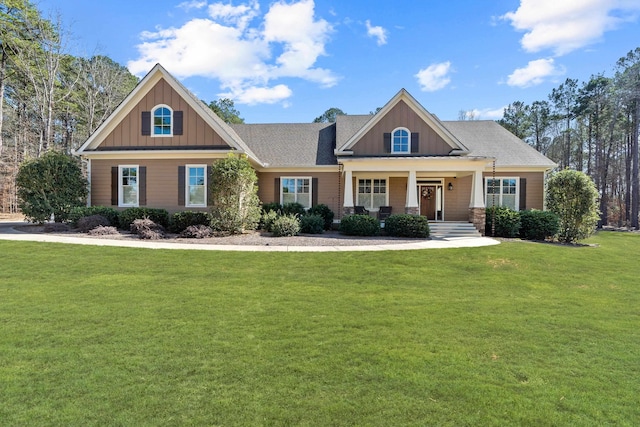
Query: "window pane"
283 193 296 205
297 194 310 208
502 194 516 210
358 193 372 208
189 187 205 205
393 129 409 152
122 186 137 205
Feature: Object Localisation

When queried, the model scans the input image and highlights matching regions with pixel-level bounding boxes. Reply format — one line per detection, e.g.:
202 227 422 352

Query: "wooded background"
1 1 639 228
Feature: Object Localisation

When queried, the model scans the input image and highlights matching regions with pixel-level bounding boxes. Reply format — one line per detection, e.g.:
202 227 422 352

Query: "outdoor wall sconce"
448 182 454 191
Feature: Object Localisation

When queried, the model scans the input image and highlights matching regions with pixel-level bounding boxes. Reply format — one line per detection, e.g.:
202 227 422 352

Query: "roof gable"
75 64 262 165
335 89 468 156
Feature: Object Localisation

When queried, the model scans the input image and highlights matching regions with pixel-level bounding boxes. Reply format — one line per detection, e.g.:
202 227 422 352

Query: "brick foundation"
405 206 419 215
469 207 486 236
343 206 355 216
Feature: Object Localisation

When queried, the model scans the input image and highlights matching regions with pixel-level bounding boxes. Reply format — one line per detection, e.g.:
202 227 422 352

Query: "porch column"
405 170 419 215
469 169 486 235
343 169 354 215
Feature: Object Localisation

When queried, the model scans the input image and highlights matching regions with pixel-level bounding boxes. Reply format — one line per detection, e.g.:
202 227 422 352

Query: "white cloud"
177 0 207 11
365 20 388 46
502 0 640 55
506 58 564 87
415 61 452 92
128 0 336 105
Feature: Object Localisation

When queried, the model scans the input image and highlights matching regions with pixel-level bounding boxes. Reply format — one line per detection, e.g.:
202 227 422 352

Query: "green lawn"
1 232 639 426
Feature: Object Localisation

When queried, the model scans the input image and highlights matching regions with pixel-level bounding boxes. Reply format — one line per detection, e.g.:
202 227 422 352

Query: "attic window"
392 128 410 153
153 105 172 136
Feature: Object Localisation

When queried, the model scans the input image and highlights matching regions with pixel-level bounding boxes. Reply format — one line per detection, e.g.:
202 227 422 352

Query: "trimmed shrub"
179 224 214 239
88 226 119 236
68 206 120 228
282 202 306 217
130 218 166 240
260 210 279 232
170 211 210 233
43 222 70 233
308 204 334 230
300 214 324 234
384 214 430 238
271 214 301 237
77 214 110 233
262 202 283 214
119 208 169 230
485 206 521 238
519 209 560 240
339 214 380 236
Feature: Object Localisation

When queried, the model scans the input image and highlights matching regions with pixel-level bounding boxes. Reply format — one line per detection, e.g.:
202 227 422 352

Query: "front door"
420 185 437 220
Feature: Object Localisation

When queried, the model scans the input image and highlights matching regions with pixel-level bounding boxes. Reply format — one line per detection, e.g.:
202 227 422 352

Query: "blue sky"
41 0 640 123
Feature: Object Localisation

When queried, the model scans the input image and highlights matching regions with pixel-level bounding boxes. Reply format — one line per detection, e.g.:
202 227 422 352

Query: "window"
486 177 518 210
119 166 139 207
186 165 207 207
281 177 311 208
392 128 410 153
153 105 172 136
357 178 387 210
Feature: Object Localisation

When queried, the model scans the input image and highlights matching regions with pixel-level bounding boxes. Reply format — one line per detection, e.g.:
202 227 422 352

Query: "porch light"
448 182 454 191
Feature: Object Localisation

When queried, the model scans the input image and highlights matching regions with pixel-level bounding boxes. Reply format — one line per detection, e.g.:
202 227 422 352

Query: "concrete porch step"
429 221 482 238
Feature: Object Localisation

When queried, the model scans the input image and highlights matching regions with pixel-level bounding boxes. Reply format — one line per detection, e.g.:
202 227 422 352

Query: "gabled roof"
442 121 557 168
75 63 263 166
231 122 337 167
335 88 469 155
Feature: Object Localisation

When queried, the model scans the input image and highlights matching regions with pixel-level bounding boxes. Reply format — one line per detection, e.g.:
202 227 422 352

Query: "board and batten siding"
350 100 452 156
99 79 230 149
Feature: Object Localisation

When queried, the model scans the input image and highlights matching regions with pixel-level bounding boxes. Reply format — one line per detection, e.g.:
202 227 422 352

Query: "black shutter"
173 111 183 135
274 178 280 204
519 178 527 210
411 133 419 153
178 166 185 206
383 133 391 153
111 167 118 206
207 166 213 206
312 178 318 207
139 166 147 206
141 111 151 135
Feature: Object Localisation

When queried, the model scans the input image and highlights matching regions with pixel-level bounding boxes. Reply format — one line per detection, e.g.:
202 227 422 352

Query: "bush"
546 169 600 243
271 214 301 237
339 214 380 236
384 214 430 238
260 210 279 232
170 211 210 233
77 215 110 233
282 202 306 217
261 202 283 214
300 214 324 234
179 224 214 239
119 208 169 230
16 151 88 223
87 226 119 236
485 206 521 238
130 218 166 240
519 209 560 240
68 206 120 228
308 204 334 230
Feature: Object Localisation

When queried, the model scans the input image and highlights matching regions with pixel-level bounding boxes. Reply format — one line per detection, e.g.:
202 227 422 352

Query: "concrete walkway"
0 220 500 252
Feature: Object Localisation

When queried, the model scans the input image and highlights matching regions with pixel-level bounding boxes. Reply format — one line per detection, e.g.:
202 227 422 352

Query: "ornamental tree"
16 151 88 223
546 169 600 243
209 154 260 233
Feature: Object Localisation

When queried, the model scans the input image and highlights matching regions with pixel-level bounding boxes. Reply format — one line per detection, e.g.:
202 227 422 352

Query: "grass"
0 232 639 426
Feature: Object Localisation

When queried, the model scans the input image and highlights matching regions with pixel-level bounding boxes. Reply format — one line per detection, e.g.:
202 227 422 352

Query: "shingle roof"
230 122 337 167
442 121 557 168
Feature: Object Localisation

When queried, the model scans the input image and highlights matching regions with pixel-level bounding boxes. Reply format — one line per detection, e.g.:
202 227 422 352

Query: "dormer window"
153 105 172 136
392 128 410 153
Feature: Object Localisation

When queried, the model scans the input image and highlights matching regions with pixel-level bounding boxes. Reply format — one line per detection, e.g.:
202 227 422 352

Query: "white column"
343 169 354 207
469 169 485 208
406 170 418 208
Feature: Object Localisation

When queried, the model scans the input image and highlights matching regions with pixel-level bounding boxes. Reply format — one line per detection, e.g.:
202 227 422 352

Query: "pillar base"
469 207 486 236
343 206 355 216
405 206 419 215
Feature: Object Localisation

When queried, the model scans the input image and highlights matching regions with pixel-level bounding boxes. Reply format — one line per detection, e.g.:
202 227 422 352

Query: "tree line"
496 48 640 228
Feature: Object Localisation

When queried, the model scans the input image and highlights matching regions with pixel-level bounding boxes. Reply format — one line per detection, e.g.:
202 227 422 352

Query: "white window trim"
356 177 388 211
280 176 312 208
151 104 173 137
119 165 139 207
185 164 207 208
391 127 411 154
485 177 519 210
